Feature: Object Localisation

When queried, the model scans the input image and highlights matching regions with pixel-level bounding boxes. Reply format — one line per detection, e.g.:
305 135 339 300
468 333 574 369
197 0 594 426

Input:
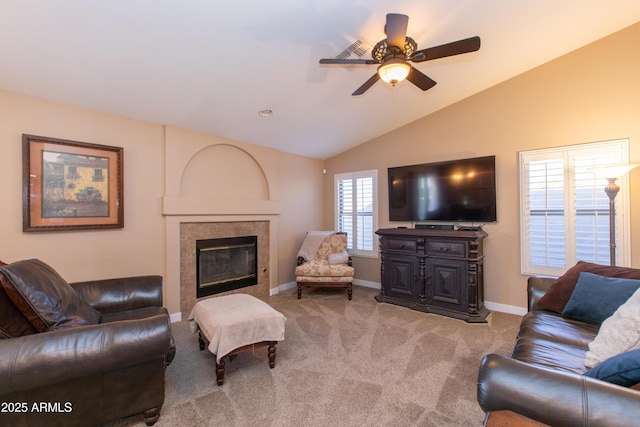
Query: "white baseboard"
169 312 182 323
353 279 381 289
484 301 527 316
271 281 297 295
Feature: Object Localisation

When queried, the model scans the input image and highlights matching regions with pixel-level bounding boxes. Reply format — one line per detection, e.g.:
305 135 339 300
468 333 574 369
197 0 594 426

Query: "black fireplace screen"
196 235 257 298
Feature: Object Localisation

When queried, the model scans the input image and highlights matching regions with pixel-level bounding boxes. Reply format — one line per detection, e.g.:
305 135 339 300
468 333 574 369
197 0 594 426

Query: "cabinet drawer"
426 241 466 257
384 238 417 253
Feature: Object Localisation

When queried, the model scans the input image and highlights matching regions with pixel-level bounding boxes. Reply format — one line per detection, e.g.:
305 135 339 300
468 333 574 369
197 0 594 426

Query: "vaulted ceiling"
2 1 639 159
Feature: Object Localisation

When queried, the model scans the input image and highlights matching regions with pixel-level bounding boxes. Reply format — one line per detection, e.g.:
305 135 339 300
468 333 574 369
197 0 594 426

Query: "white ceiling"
2 1 640 159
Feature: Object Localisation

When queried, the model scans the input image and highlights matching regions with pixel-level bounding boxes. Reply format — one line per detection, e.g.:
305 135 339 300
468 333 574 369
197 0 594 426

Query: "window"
520 139 631 276
335 170 378 258
93 168 105 182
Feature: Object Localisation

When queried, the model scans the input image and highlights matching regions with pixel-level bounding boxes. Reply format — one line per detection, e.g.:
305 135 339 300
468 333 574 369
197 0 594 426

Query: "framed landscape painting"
22 134 124 232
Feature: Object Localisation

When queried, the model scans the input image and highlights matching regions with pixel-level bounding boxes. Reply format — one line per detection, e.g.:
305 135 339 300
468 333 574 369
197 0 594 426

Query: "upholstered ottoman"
188 294 286 385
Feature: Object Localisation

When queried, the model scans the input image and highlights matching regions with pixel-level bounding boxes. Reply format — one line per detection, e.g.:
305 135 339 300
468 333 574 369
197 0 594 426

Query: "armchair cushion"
0 259 101 332
295 260 354 279
0 261 37 339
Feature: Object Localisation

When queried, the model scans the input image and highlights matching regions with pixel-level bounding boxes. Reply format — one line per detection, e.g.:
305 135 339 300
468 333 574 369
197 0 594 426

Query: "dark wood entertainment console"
375 228 490 323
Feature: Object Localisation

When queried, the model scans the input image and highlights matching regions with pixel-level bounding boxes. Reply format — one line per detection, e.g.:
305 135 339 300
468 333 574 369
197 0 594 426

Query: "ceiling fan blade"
410 36 481 63
406 67 437 91
385 13 409 49
352 73 380 96
320 58 378 65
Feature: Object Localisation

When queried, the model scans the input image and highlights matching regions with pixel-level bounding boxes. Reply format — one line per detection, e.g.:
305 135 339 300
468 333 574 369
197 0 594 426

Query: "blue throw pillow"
561 272 640 324
585 348 640 387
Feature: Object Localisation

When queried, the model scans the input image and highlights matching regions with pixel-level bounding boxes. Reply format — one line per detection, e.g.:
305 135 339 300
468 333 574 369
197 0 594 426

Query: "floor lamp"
592 164 638 266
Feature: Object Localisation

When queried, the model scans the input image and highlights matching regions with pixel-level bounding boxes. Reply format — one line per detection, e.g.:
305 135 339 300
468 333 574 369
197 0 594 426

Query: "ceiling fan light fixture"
377 59 411 85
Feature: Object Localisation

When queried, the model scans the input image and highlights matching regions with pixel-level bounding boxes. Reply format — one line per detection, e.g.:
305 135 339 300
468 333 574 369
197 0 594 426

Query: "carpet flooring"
107 286 520 426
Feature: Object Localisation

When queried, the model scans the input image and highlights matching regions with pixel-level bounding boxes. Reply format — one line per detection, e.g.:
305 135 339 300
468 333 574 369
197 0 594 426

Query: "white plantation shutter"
335 170 378 257
520 140 630 275
336 178 354 249
524 156 566 271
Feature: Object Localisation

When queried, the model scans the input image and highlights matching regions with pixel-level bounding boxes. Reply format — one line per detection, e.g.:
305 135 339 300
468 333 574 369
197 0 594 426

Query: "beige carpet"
107 286 520 427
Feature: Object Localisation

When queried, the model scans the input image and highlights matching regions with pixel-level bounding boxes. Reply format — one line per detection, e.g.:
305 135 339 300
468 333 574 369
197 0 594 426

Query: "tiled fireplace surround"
179 221 271 318
162 126 281 320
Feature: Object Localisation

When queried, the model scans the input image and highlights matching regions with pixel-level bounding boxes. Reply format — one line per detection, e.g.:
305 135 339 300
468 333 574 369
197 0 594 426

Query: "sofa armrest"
478 354 640 427
70 275 163 314
527 276 556 312
0 313 171 394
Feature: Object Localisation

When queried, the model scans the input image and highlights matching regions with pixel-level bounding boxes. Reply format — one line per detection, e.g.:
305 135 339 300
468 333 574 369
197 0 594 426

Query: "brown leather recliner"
0 268 176 427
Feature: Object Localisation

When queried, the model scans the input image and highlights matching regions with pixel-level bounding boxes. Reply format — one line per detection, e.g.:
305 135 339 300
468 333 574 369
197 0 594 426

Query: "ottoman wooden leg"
198 331 206 351
297 283 302 299
216 357 226 386
348 284 352 300
268 341 277 368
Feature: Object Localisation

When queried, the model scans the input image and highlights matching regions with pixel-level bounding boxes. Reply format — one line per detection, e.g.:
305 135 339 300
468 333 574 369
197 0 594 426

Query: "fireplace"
178 221 271 318
196 235 257 298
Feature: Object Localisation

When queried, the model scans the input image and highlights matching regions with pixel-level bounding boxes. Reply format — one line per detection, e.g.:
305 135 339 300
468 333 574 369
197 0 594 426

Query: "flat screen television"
388 155 497 223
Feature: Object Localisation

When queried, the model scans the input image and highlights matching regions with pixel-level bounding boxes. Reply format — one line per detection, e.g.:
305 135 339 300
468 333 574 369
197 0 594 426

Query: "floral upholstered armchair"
295 231 355 300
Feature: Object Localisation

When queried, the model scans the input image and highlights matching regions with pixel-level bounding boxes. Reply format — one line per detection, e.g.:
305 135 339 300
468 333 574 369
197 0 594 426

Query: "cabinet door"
426 258 467 310
383 254 419 300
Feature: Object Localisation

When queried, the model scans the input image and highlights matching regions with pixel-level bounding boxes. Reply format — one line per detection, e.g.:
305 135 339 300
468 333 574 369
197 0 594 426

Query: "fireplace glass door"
196 235 257 298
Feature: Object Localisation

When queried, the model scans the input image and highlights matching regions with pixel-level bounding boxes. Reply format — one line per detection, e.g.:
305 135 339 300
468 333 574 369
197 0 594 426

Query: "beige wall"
325 23 640 310
277 152 325 284
0 91 166 282
0 91 324 315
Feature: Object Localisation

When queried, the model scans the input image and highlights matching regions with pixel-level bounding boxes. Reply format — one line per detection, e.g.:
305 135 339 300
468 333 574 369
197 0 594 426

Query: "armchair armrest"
478 354 640 427
0 314 171 394
527 276 555 312
70 275 163 314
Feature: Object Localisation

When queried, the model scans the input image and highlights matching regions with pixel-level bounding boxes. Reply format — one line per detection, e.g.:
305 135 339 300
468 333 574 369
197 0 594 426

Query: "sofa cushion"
538 261 640 313
518 311 598 348
562 272 640 324
0 261 38 338
0 259 101 332
584 286 640 368
511 334 589 375
585 348 640 387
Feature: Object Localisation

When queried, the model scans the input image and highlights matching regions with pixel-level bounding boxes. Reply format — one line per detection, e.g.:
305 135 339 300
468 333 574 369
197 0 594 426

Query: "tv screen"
388 155 497 223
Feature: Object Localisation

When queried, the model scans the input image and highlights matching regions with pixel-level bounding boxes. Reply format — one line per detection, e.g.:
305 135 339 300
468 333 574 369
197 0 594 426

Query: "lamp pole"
604 177 620 266
593 163 638 267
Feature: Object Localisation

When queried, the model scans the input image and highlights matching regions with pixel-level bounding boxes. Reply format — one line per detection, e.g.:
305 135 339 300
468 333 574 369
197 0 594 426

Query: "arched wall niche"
180 144 270 200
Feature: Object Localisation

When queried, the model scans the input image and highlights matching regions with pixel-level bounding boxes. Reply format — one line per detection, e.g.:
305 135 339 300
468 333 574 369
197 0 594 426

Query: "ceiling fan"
319 13 481 96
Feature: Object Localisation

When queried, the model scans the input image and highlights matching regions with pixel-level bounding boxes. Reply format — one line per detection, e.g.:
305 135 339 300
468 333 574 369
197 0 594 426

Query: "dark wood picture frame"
22 134 124 232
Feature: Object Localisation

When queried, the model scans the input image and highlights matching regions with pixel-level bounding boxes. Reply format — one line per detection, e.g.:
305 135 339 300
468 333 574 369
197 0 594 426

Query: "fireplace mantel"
163 196 280 216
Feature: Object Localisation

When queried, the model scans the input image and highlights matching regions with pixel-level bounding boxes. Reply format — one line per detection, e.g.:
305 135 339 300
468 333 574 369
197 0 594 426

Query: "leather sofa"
0 260 176 427
477 276 640 426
